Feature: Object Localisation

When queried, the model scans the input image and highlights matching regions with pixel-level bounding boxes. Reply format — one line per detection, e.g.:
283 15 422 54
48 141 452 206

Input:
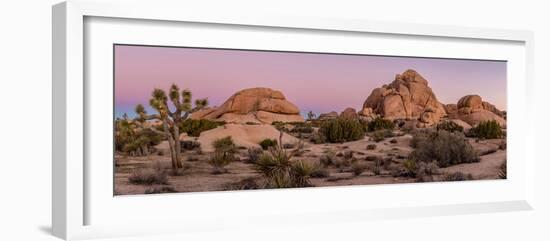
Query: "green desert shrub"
319 118 365 143
467 120 504 139
128 163 169 185
369 129 394 142
291 122 314 133
410 129 479 167
253 148 315 188
366 117 395 132
179 119 223 137
259 138 278 150
210 136 237 174
436 120 464 133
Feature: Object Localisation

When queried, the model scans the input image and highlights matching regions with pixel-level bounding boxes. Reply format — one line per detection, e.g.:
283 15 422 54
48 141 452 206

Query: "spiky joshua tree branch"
134 84 208 171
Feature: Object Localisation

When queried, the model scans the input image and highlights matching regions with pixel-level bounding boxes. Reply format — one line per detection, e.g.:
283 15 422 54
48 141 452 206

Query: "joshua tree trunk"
162 118 180 170
172 124 183 168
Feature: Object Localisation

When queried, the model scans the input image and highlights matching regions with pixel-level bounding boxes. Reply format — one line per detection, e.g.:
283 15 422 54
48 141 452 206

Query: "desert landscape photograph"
114 45 507 195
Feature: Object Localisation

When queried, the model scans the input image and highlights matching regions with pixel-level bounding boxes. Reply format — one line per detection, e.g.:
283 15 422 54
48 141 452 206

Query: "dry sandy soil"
115 125 506 195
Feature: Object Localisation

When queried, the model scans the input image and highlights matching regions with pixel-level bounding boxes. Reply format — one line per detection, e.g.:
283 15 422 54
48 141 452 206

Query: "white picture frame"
52 0 535 240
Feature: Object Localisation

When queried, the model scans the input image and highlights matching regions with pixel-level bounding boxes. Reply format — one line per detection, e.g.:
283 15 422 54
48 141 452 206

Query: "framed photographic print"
52 0 535 240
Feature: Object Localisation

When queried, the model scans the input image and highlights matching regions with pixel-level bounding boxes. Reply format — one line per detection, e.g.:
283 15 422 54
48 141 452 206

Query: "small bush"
291 123 314 133
259 138 278 150
410 129 479 167
213 136 236 152
209 152 233 174
319 150 338 167
352 163 367 176
467 120 504 139
372 158 382 175
319 118 365 143
179 119 223 137
444 172 473 181
282 143 295 149
144 186 176 194
309 131 327 144
180 140 201 150
289 160 317 187
223 177 259 190
128 163 169 185
436 121 464 133
389 139 398 144
369 129 394 142
366 144 377 150
343 150 354 160
366 117 395 132
311 166 330 178
210 136 237 174
247 147 264 163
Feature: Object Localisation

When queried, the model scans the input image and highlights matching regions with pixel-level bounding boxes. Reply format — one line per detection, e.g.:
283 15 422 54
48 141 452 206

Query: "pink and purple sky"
115 45 506 118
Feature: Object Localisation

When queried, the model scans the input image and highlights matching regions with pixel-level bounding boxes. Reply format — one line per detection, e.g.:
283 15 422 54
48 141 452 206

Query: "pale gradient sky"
114 45 506 118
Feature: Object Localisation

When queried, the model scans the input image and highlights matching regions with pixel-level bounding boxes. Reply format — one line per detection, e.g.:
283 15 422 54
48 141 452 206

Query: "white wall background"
0 0 548 240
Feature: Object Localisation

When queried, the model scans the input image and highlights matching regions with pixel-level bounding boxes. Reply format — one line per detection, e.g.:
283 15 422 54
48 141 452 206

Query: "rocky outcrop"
318 111 339 120
453 94 506 128
340 107 358 119
363 69 446 126
191 87 304 124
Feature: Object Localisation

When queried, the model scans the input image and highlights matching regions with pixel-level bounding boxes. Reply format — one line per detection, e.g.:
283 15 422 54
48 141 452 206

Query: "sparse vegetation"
309 131 327 144
444 172 473 181
259 138 278 150
366 117 395 132
291 122 314 134
366 144 377 150
179 119 222 137
144 186 176 194
467 120 504 139
436 120 464 133
410 129 479 167
352 163 367 176
319 118 365 143
319 149 338 167
369 129 394 142
209 136 237 174
253 147 315 188
128 162 169 185
247 147 264 163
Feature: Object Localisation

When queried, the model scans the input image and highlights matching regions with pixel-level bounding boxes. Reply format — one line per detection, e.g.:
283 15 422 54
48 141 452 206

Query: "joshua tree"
134 84 208 171
307 111 316 121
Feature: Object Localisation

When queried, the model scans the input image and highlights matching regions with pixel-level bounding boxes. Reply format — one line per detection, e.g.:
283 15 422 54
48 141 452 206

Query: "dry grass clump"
144 186 176 194
352 163 367 176
498 160 507 179
223 177 260 190
128 162 169 185
369 129 394 142
366 144 377 150
443 172 473 181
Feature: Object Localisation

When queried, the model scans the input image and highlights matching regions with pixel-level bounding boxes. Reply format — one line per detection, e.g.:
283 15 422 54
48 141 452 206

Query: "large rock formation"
340 107 358 119
191 87 304 124
451 94 506 128
363 69 446 126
